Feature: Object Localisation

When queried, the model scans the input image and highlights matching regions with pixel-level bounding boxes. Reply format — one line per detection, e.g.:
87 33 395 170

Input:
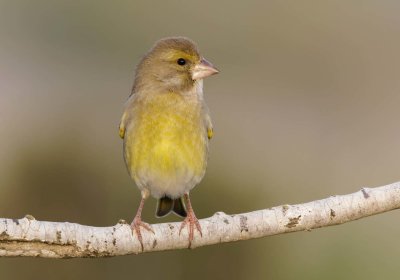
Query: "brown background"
1 1 400 279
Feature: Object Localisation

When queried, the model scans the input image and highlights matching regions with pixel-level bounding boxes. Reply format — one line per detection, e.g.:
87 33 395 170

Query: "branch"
1 181 399 258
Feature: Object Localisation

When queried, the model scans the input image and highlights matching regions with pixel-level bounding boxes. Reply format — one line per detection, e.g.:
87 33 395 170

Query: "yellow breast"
123 92 208 198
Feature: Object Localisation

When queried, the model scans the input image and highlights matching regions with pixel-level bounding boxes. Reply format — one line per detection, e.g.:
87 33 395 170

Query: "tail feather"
156 197 174 217
173 197 187 217
156 197 187 218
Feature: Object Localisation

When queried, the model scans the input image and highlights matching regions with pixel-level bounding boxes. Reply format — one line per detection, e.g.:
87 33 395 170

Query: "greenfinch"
119 37 218 249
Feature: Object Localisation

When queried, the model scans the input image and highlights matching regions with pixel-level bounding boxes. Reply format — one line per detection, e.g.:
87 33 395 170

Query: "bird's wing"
119 93 137 139
119 112 127 139
205 114 213 140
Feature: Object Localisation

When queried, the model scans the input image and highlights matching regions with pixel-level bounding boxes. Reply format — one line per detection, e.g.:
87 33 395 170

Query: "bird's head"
133 37 219 93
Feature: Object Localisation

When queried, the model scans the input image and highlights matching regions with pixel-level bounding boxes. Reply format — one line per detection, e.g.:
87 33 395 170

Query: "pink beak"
192 58 219 80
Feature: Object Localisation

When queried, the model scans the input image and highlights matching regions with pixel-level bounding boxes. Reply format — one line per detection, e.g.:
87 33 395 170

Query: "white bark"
1 181 399 258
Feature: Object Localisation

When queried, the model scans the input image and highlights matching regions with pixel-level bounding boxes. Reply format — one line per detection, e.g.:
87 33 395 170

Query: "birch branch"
1 181 399 258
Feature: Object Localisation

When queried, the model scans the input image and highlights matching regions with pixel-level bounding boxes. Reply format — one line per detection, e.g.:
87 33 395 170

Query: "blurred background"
1 0 400 279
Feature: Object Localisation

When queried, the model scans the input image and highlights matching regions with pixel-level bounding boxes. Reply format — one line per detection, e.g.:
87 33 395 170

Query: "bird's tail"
156 197 187 218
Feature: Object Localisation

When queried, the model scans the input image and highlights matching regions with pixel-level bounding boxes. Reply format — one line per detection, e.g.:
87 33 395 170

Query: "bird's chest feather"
125 93 208 183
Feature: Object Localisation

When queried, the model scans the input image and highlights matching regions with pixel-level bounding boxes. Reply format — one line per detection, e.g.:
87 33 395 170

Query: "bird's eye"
177 58 186 66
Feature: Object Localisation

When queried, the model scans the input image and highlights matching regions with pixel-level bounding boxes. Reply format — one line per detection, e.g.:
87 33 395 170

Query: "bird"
119 37 219 250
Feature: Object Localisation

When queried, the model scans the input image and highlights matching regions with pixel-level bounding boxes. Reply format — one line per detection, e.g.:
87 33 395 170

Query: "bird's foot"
179 211 202 248
130 216 154 251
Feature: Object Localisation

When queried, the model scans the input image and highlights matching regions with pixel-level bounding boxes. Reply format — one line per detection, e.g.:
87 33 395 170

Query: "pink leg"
179 193 202 248
131 191 154 251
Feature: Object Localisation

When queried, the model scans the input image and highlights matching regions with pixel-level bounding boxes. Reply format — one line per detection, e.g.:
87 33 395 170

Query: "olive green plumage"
120 37 217 202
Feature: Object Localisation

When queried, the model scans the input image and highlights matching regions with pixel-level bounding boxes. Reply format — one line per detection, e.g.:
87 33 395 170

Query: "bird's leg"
179 193 202 248
131 189 154 251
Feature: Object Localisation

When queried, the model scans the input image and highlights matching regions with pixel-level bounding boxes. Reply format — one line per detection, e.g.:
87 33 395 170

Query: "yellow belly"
123 93 208 198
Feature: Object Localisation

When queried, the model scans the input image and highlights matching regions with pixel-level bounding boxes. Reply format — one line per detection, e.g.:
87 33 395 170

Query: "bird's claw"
179 212 202 248
131 217 154 251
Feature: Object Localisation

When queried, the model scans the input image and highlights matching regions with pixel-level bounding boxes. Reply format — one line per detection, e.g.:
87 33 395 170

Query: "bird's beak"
192 58 219 80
